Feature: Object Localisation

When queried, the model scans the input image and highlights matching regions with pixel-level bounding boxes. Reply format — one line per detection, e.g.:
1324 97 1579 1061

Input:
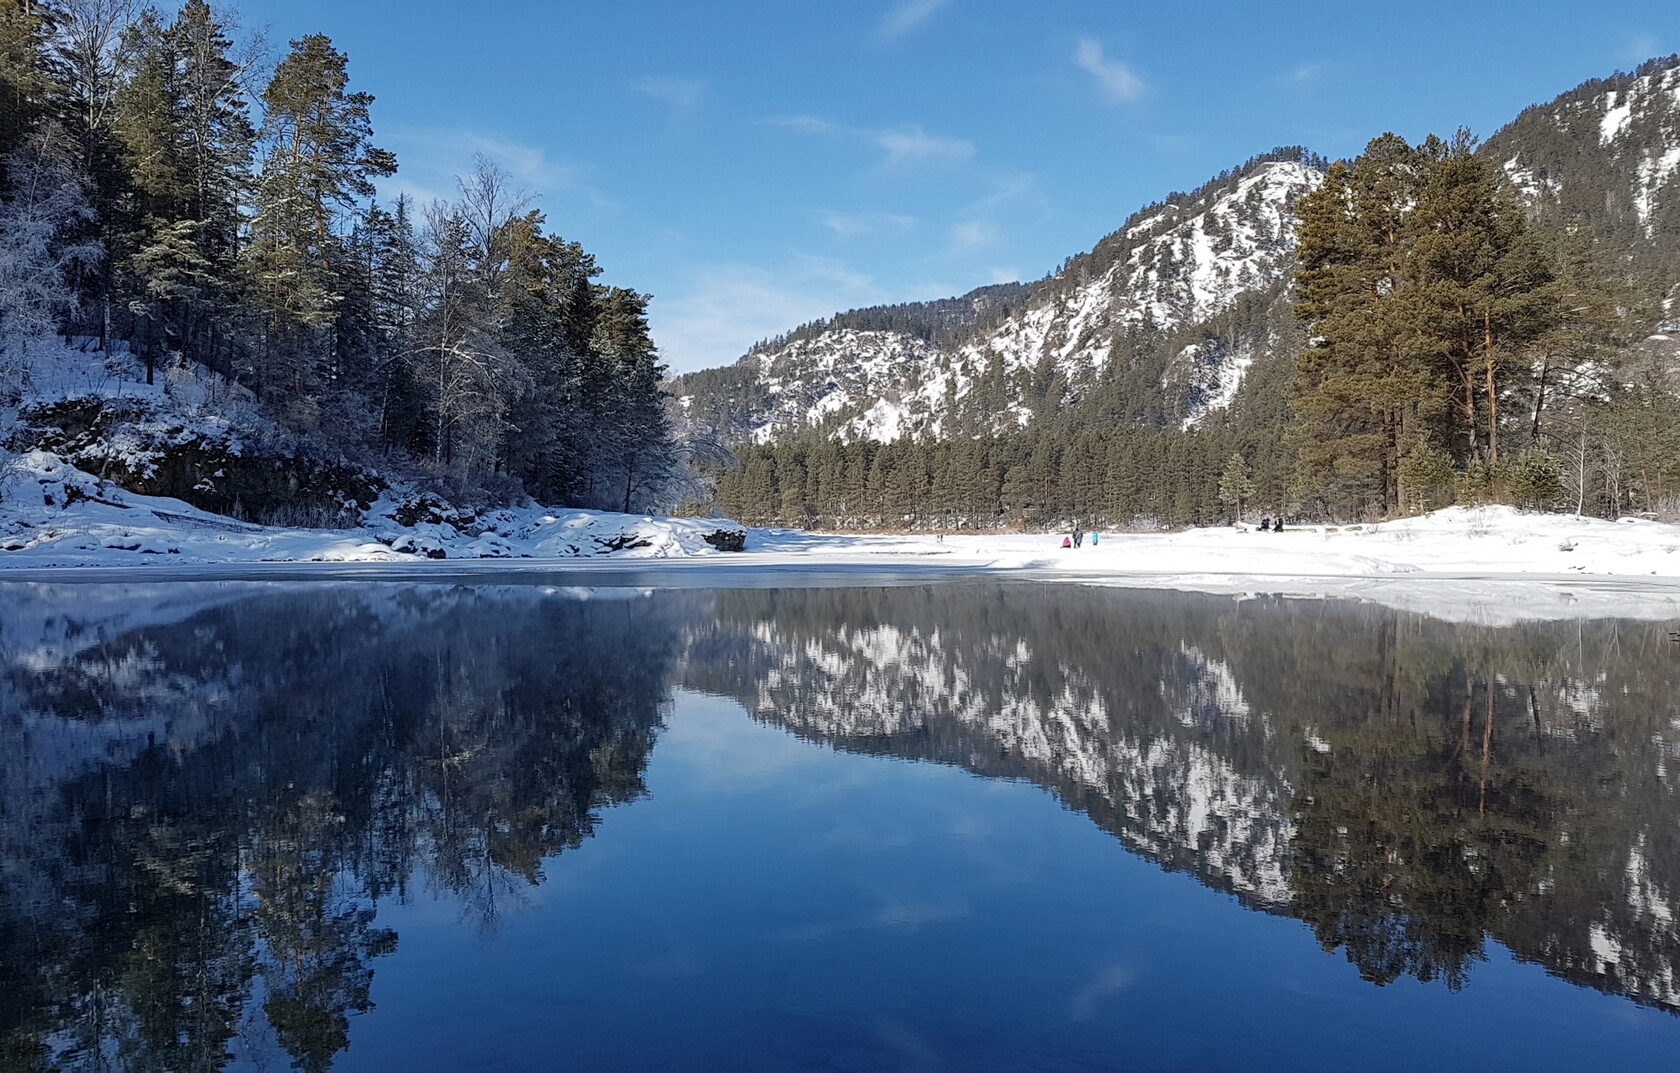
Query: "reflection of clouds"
872 898 970 930
824 821 917 851
631 943 706 980
870 1018 946 1073
659 690 844 790
768 895 971 943
1069 962 1135 1022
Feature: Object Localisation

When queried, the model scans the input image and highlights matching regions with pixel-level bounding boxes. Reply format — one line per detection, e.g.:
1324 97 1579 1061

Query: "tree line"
711 130 1680 529
0 0 683 512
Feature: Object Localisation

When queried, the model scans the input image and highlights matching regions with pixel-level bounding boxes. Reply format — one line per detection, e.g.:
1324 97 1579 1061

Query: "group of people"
1056 519 1288 548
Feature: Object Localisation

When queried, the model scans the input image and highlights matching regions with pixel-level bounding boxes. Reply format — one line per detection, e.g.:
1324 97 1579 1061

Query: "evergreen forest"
0 0 684 514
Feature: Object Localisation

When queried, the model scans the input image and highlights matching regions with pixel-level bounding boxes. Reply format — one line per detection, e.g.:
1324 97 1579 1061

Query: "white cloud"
1075 36 1145 102
767 114 844 137
878 126 975 168
1289 61 1323 85
879 0 950 40
965 171 1044 217
817 209 917 239
950 219 998 251
634 76 707 109
767 114 974 171
650 256 888 372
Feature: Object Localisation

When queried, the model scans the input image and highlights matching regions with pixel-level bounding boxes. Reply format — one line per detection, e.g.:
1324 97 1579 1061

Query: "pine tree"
589 286 677 513
248 33 395 407
0 0 55 182
1217 451 1253 522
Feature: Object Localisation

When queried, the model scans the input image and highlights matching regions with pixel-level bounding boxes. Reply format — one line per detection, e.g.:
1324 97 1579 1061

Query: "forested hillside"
0 0 687 521
698 61 1680 531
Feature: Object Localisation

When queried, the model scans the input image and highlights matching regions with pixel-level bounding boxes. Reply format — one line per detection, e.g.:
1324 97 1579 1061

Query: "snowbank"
0 449 745 567
792 506 1680 580
741 507 1680 624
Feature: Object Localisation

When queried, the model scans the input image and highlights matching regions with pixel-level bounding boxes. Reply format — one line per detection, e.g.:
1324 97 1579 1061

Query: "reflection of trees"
253 795 395 1073
0 585 684 1072
1291 671 1553 989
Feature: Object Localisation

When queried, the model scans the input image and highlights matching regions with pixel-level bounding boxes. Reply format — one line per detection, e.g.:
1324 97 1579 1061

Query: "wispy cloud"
381 126 615 211
818 209 917 239
879 127 974 167
1288 61 1323 85
879 0 950 40
650 256 889 372
938 171 1046 262
634 76 707 109
768 114 845 138
949 219 998 251
1075 36 1145 102
1619 31 1663 65
767 114 975 170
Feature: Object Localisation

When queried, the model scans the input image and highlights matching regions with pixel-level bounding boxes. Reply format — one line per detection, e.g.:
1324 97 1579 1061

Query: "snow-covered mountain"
676 56 1680 447
674 149 1326 444
1488 55 1680 307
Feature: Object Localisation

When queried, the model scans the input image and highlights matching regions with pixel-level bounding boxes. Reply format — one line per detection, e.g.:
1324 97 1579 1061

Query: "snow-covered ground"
0 449 744 565
766 507 1680 579
746 508 1680 624
4 452 1680 625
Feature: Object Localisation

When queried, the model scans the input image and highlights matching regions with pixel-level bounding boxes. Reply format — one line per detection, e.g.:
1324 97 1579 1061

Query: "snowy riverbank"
747 508 1680 625
767 506 1680 580
0 449 746 566
5 457 1680 624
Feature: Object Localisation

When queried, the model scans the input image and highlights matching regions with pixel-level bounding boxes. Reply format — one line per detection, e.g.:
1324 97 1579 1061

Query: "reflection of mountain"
685 590 1295 907
3 580 1679 1071
682 586 1680 1013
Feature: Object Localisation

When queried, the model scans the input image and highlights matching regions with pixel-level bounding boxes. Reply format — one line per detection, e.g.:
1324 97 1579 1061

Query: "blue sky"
235 0 1676 372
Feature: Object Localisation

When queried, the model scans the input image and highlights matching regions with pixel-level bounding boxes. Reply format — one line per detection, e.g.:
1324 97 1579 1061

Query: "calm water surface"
3 579 1678 1071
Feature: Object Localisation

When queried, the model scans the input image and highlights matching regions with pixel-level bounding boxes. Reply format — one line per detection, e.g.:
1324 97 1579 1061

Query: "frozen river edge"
5 553 1680 628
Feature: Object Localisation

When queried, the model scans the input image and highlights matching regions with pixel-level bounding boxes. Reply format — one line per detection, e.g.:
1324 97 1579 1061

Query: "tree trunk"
1530 356 1550 444
1484 311 1499 468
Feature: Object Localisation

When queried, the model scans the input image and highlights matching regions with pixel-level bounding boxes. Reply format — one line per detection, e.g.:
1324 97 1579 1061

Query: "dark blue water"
3 580 1677 1071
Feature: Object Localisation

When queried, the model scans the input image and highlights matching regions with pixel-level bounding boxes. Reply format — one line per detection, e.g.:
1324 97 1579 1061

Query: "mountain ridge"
674 58 1680 448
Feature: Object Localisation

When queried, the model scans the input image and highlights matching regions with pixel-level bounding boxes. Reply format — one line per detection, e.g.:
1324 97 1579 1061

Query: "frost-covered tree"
413 200 523 474
0 121 101 381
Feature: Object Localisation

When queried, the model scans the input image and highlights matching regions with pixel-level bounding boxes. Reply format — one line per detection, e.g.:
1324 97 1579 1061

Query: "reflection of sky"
315 690 1680 1073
